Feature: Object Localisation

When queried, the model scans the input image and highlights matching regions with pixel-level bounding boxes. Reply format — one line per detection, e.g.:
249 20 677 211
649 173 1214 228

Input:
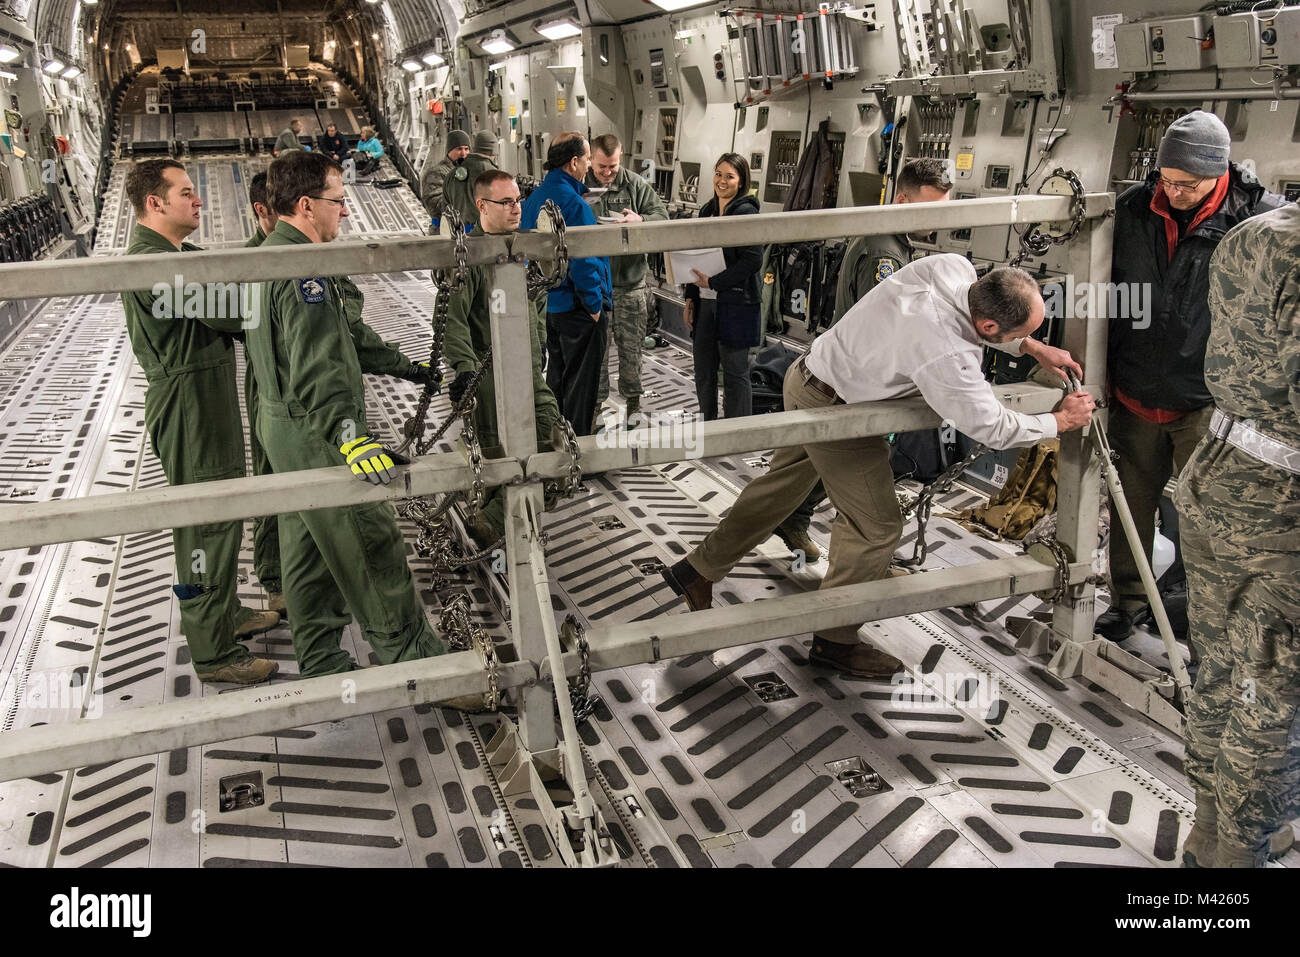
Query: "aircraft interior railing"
0 195 1117 827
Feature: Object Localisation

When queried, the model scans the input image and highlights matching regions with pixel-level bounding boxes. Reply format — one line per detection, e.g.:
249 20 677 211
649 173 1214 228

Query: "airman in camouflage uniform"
586 134 668 428
1176 201 1300 868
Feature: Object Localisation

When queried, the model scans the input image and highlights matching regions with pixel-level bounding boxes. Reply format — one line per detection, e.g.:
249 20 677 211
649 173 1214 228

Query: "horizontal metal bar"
0 555 1085 782
0 452 522 552
0 386 1062 552
578 554 1090 672
0 652 536 783
1121 88 1300 102
0 195 1112 301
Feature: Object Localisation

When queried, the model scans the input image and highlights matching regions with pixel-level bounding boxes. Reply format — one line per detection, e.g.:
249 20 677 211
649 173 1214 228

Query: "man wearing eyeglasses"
442 168 566 547
1101 110 1285 643
246 151 450 677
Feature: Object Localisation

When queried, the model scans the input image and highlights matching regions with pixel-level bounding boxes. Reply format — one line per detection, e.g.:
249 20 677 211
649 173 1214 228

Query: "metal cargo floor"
1 165 1295 868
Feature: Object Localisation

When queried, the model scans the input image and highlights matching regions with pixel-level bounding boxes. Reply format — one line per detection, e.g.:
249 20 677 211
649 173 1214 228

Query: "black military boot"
1095 606 1135 641
661 558 713 611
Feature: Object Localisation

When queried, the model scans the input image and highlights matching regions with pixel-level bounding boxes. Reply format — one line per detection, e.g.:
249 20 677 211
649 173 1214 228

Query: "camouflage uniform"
1175 202 1300 867
586 167 668 406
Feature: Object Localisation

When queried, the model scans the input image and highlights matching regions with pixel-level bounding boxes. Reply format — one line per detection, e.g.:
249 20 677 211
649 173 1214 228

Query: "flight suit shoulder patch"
874 257 901 283
453 166 468 181
296 278 328 303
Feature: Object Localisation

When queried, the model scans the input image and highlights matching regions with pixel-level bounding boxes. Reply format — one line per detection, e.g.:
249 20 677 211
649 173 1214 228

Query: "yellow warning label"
955 152 974 171
557 97 567 112
509 104 517 116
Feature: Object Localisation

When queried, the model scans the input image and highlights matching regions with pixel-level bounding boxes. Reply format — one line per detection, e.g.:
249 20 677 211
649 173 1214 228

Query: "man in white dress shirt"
662 254 1096 677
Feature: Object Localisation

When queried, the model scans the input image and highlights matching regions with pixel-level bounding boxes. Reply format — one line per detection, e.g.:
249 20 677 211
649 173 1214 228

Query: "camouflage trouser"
1177 438 1300 861
597 282 650 403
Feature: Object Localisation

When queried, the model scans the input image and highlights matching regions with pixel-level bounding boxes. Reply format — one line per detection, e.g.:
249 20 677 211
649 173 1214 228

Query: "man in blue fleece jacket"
520 133 613 435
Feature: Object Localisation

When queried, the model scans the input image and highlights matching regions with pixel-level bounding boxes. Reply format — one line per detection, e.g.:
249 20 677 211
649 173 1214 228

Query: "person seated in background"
351 126 384 177
274 118 304 155
318 122 348 164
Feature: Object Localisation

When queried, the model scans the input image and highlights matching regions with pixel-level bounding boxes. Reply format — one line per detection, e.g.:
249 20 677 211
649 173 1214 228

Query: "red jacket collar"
1149 172 1230 261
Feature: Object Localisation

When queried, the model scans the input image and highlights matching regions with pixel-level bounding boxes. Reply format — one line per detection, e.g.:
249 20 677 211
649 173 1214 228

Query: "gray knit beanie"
473 131 497 155
1156 111 1231 178
446 129 471 154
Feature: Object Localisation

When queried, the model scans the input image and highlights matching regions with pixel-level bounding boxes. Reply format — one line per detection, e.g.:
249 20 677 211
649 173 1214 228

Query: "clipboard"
666 247 726 300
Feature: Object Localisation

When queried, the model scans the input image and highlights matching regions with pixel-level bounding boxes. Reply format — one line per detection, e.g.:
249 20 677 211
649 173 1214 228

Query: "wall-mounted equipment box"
1115 15 1213 72
1214 8 1300 69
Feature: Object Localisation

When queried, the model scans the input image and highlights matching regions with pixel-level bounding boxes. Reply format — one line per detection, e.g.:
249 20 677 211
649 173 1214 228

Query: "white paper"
668 247 727 300
1092 14 1123 70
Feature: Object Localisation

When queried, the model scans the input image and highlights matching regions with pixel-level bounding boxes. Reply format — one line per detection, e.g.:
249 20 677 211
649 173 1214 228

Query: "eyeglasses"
309 194 349 208
1158 175 1205 195
480 197 522 209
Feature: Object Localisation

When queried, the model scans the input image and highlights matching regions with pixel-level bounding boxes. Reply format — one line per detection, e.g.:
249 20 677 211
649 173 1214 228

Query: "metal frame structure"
0 193 1135 864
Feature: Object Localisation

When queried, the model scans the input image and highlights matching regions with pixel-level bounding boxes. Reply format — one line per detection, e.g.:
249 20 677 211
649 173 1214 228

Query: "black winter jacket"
1109 164 1285 411
684 193 762 308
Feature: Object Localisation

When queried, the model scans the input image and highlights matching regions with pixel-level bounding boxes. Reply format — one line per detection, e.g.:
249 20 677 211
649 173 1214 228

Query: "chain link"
398 200 575 572
437 594 499 712
559 614 599 724
1028 536 1073 606
897 442 994 568
1008 168 1088 269
526 200 570 300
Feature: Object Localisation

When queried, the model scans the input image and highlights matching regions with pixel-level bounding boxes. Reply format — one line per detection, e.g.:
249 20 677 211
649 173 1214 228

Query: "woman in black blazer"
683 153 762 420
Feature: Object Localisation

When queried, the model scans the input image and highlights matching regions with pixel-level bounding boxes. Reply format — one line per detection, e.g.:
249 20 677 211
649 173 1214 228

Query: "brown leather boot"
661 558 713 611
196 655 279 685
808 635 903 678
266 592 287 618
234 608 282 640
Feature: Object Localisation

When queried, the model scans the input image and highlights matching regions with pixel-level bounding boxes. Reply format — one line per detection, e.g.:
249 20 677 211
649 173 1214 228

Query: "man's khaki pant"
1107 402 1214 610
687 357 903 645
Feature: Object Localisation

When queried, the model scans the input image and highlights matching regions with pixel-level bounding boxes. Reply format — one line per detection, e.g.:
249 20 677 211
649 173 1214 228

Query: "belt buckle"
1209 411 1234 441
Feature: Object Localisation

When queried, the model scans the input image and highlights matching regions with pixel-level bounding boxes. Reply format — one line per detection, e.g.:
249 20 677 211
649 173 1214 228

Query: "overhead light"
536 18 582 41
353 40 360 47
103 44 110 51
650 0 711 10
0 70 17 81
480 35 515 55
371 32 379 40
421 52 444 66
125 43 132 50
61 66 81 79
0 44 21 64
401 59 421 72
43 60 65 74
675 28 694 40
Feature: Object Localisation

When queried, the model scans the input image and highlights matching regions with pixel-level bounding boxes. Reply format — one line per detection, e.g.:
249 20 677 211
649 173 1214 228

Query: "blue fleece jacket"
520 167 612 316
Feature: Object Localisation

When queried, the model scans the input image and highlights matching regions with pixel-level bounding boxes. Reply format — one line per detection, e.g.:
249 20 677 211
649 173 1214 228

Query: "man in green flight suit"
443 168 565 547
120 159 279 684
774 158 953 561
242 172 436 617
247 150 448 676
1176 202 1300 867
586 133 668 430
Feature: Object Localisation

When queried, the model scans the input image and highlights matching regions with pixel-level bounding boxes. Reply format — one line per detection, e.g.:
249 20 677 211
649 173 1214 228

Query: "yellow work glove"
340 436 409 485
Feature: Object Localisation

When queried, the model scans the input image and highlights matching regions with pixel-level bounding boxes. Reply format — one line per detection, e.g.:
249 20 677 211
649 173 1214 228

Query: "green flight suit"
444 228 563 538
586 167 669 403
243 226 281 596
441 153 498 229
243 224 418 599
274 128 302 153
120 224 258 672
831 232 913 326
246 220 446 677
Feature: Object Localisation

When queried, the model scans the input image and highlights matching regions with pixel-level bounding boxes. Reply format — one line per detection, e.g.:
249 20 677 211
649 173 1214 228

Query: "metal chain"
526 200 570 300
1008 168 1088 268
1027 535 1073 606
398 200 575 571
559 613 599 724
437 594 499 711
897 442 994 568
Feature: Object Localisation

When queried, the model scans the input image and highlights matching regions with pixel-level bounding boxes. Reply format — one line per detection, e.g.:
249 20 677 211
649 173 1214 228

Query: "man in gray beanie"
1100 109 1286 645
442 131 502 231
420 129 472 227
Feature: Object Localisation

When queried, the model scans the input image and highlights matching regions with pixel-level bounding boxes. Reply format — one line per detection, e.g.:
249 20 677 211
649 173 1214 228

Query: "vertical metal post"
1051 215 1111 645
487 257 553 753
